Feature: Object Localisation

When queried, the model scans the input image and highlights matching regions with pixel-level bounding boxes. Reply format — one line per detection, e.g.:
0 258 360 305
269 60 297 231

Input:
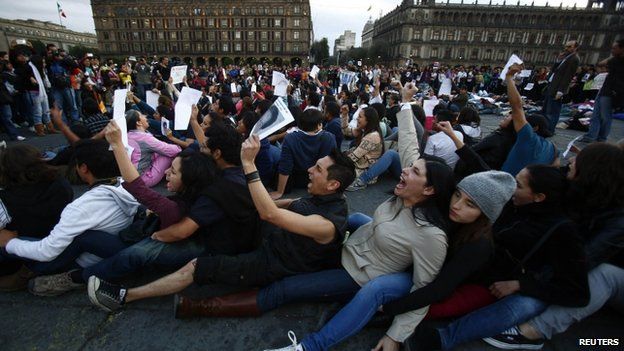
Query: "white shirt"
424 131 464 169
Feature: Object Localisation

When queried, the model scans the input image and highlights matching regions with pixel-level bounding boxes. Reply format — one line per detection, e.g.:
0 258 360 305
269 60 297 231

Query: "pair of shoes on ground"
346 178 368 192
27 270 84 296
483 326 544 350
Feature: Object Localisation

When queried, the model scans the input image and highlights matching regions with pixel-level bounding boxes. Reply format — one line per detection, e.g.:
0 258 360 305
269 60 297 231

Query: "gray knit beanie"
456 171 516 222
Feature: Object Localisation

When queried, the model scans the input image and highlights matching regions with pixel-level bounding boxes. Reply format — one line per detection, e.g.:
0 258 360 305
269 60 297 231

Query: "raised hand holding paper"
500 55 524 79
310 65 320 79
170 65 187 84
250 97 294 140
519 70 532 78
112 89 129 148
174 87 202 130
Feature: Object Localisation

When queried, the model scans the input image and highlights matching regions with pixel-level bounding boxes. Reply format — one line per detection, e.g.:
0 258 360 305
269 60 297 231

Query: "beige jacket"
341 107 448 342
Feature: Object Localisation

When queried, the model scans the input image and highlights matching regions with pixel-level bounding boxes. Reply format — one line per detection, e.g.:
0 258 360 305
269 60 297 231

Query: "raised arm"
241 135 336 244
397 83 421 167
104 120 140 183
505 63 527 132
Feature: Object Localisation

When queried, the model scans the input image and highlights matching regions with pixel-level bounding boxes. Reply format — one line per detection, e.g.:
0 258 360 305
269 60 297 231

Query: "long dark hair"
412 160 456 235
172 151 218 210
525 164 568 205
569 143 624 211
450 214 492 254
0 145 58 187
356 107 385 154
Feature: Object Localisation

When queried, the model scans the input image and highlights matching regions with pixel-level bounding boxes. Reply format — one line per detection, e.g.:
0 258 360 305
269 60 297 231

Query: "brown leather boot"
34 124 46 137
0 265 36 292
174 289 261 319
46 122 59 134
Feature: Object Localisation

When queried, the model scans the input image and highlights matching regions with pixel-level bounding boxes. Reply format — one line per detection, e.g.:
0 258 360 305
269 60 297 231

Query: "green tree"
310 38 329 64
367 41 391 63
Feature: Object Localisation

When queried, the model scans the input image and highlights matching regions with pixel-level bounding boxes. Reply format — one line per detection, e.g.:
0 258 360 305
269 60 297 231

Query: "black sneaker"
87 276 127 312
483 326 544 350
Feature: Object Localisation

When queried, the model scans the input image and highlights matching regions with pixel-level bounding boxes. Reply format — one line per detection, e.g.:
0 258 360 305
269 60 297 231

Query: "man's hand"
401 83 418 103
0 229 18 248
489 280 520 299
241 134 261 167
555 91 564 100
191 104 199 120
340 104 350 116
50 104 64 128
104 120 123 146
372 335 400 351
436 121 455 136
506 63 523 78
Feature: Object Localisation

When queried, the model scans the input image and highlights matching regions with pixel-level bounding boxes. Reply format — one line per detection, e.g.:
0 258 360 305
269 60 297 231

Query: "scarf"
28 62 47 100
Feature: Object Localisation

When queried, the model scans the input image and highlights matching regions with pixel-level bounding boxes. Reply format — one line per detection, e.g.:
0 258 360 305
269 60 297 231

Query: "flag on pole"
57 2 67 18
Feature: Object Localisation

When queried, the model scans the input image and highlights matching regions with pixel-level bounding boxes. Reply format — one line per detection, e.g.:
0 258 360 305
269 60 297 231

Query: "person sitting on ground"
341 105 385 187
322 101 343 148
0 139 139 294
0 145 73 290
126 110 182 187
87 143 355 314
270 109 337 199
501 64 557 176
424 109 464 169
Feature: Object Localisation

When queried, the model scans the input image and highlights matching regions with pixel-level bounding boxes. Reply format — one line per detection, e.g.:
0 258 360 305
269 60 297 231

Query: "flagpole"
57 2 63 27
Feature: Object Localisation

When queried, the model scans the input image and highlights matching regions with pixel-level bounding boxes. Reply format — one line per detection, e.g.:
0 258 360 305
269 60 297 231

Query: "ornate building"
90 0 313 66
361 18 375 49
0 18 98 53
369 0 624 67
333 30 356 57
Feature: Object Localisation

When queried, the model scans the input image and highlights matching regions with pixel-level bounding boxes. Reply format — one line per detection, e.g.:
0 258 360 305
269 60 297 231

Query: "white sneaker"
263 331 304 351
0 141 6 149
16 136 26 141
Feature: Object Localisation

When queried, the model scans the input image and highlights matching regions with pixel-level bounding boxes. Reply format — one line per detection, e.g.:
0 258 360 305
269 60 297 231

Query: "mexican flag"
57 2 67 18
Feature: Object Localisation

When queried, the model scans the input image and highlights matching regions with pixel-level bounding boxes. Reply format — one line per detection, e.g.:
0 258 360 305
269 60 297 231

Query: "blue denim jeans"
257 269 360 313
359 150 402 184
542 95 562 134
438 294 548 350
347 213 372 234
135 83 152 101
52 87 79 123
0 104 21 139
82 236 206 282
301 272 413 351
28 91 51 125
583 96 613 142
529 264 624 339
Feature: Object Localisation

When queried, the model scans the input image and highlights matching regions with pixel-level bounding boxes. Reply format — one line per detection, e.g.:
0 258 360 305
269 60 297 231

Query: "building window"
261 31 268 40
278 7 284 15
158 32 165 40
209 43 216 51
275 43 282 52
235 43 242 51
234 18 241 27
248 31 255 39
261 43 268 52
293 31 300 40
294 44 300 52
247 18 254 27
248 43 255 51
294 5 301 14
275 32 282 40
413 30 421 40
260 19 267 27
275 19 281 27
221 31 228 40
294 19 300 27
235 31 241 39
207 19 215 27
222 43 229 52
220 19 228 28
431 47 438 57
432 30 440 41
170 32 177 40
103 32 109 40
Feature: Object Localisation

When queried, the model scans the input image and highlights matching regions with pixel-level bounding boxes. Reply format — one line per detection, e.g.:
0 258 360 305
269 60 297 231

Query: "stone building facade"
361 19 375 49
370 0 623 67
90 0 313 66
333 30 357 57
0 18 98 53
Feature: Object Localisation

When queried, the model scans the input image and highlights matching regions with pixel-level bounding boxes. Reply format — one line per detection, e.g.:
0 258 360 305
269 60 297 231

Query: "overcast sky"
1 0 586 51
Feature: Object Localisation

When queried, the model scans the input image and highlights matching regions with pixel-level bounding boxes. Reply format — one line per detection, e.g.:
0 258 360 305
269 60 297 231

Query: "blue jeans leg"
256 269 360 313
301 272 413 351
596 96 613 142
584 96 603 141
52 88 79 123
0 104 20 138
438 294 548 350
347 213 372 233
543 96 562 134
359 150 401 184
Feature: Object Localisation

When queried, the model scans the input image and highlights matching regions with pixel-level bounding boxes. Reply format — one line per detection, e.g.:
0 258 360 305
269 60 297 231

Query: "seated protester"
266 171 515 351
453 107 482 147
270 109 337 199
0 139 139 291
322 101 344 148
25 121 222 296
80 78 105 115
424 109 464 169
82 98 110 137
341 106 385 186
487 143 624 350
501 64 557 176
0 145 73 286
385 93 402 128
450 86 469 111
303 91 322 111
126 110 182 187
213 95 237 127
235 111 279 186
87 142 355 313
406 165 589 351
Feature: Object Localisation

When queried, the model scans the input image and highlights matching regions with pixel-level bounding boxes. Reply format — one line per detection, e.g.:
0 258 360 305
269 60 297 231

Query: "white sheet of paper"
206 95 213 104
113 89 128 121
438 78 452 97
519 70 532 78
161 118 170 136
500 55 524 79
272 71 288 86
310 65 320 79
423 99 438 117
0 198 12 229
524 83 535 91
250 97 294 140
146 91 159 110
251 83 257 93
174 87 202 130
563 135 583 158
170 65 187 84
230 83 237 94
274 82 288 97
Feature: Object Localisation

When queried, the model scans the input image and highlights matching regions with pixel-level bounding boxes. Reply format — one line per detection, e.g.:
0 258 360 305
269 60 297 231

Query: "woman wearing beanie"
405 164 589 351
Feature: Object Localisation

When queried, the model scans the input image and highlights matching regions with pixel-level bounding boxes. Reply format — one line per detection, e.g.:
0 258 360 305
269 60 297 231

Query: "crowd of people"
0 37 623 351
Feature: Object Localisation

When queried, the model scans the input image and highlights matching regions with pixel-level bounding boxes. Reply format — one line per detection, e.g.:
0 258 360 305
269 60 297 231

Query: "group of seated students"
0 63 622 351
